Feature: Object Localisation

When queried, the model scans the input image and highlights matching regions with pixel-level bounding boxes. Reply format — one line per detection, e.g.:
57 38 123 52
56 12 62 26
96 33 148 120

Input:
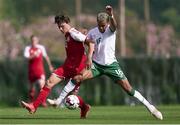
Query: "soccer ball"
65 95 79 110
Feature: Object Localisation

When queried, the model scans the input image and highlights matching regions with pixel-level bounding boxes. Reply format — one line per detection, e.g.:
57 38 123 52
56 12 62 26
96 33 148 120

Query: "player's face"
58 22 70 34
31 37 39 47
97 20 108 33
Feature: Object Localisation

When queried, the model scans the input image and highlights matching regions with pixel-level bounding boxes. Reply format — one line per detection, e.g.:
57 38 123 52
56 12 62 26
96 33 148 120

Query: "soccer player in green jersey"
47 5 163 120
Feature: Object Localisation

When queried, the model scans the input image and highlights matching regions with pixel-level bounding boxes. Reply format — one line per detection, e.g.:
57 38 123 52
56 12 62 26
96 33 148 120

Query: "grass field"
0 105 180 124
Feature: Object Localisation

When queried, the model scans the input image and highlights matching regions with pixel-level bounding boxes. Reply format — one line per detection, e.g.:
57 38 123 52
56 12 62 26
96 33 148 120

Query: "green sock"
127 88 135 96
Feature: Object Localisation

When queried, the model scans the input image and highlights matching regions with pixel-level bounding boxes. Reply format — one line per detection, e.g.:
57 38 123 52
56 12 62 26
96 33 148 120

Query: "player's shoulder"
69 28 81 34
88 27 99 34
37 44 45 48
25 45 31 49
36 44 46 51
89 27 98 32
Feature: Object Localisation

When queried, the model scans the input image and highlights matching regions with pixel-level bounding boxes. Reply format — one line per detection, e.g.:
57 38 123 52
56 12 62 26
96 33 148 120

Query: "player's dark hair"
30 35 35 40
55 15 70 24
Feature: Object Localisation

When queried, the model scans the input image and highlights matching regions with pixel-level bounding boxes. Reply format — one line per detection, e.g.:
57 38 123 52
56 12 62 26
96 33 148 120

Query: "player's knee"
39 80 45 88
73 75 83 83
46 79 54 88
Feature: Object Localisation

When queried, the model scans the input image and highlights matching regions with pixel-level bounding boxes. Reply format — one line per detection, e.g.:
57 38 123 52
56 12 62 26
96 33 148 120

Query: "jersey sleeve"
69 28 86 42
24 46 30 58
40 45 47 57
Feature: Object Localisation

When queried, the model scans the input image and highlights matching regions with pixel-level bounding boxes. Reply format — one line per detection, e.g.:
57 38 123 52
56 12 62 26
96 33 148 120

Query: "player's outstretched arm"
106 5 117 32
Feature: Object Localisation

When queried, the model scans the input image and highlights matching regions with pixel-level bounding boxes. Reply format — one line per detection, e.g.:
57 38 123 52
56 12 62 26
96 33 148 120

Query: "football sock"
127 88 135 96
133 90 151 108
56 80 76 105
33 86 50 109
77 96 86 109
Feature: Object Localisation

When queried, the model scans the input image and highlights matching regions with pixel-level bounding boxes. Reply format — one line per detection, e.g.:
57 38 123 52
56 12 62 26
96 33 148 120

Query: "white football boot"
47 98 59 107
47 98 65 108
147 105 163 120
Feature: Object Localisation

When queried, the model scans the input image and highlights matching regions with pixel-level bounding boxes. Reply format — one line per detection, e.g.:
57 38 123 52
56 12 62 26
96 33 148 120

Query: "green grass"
0 105 180 124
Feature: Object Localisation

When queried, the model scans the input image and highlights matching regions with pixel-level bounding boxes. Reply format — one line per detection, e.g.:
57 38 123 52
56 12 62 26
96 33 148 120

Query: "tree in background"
0 0 180 58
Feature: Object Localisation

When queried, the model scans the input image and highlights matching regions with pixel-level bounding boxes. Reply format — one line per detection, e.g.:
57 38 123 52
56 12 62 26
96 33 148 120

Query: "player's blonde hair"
97 12 109 22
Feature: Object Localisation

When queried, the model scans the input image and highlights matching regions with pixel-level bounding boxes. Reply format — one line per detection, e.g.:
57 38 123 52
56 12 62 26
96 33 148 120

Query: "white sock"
56 80 76 105
133 90 152 109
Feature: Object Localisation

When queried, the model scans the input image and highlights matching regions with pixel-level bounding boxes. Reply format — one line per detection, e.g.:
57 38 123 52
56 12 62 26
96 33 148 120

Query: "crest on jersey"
96 37 102 45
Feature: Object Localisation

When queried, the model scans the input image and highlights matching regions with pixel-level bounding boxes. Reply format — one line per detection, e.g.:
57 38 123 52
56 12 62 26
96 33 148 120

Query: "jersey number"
96 37 101 45
115 69 124 77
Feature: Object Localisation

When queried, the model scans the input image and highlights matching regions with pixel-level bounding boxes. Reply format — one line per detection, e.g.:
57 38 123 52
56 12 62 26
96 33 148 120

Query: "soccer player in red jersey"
24 35 54 107
21 15 92 118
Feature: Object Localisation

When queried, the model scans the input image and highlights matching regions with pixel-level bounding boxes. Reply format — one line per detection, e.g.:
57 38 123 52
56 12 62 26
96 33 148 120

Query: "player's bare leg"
47 69 93 107
117 79 163 120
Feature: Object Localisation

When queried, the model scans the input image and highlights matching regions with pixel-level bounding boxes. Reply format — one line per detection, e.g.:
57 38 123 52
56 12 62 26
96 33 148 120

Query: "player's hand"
106 5 113 16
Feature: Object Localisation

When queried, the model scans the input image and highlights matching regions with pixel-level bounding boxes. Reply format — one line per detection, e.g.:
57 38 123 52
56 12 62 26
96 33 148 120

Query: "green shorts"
91 61 127 82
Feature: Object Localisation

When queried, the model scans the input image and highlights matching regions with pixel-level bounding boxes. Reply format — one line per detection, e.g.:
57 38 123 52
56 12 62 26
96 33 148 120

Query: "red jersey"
53 28 87 79
24 44 47 82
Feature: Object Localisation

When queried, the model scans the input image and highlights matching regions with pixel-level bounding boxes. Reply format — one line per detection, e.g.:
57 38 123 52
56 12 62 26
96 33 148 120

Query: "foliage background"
0 58 180 106
0 0 180 59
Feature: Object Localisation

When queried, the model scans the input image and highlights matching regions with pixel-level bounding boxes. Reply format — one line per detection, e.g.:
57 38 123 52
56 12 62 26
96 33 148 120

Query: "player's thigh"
46 74 63 88
105 62 127 82
73 61 102 82
73 69 93 83
82 69 94 80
